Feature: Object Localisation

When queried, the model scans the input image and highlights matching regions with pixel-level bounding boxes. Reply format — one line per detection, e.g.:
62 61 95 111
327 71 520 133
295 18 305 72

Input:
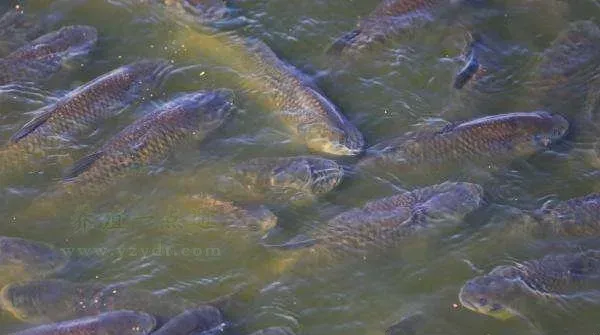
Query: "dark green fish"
328 0 460 56
266 182 483 258
459 250 600 320
0 236 68 286
0 279 196 324
9 310 156 335
0 60 169 175
0 25 97 85
358 111 569 174
217 156 344 202
62 90 233 194
151 306 224 335
248 327 296 335
176 30 364 156
0 9 47 57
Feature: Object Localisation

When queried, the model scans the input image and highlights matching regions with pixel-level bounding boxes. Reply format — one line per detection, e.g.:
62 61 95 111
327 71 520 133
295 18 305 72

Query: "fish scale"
534 193 600 236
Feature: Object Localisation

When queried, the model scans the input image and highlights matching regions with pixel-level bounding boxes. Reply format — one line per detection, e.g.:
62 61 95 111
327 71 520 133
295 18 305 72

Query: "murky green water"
1 0 600 334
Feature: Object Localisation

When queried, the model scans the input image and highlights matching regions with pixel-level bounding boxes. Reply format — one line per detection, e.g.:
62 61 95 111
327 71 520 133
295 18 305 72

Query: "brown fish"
0 25 97 85
328 0 460 56
9 310 156 335
358 111 569 175
530 193 600 237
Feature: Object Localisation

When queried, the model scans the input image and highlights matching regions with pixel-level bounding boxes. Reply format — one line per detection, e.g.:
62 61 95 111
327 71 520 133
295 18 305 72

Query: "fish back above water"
9 310 157 335
328 0 456 56
359 111 569 173
176 30 365 156
0 25 97 85
459 250 600 320
63 90 234 191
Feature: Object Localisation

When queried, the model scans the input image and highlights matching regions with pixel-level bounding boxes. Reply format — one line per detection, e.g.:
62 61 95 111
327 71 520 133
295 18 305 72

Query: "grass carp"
459 250 600 320
175 29 364 156
0 25 97 85
358 111 569 175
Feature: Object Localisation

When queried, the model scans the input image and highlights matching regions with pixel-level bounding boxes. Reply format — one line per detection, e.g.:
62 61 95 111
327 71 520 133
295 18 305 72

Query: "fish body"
328 0 458 56
0 236 68 286
176 30 364 156
0 279 194 324
151 307 224 335
531 193 600 237
453 33 482 89
530 20 600 108
0 25 97 85
0 10 48 56
459 250 600 320
268 182 483 258
358 111 569 173
0 60 169 175
63 90 233 193
9 310 156 335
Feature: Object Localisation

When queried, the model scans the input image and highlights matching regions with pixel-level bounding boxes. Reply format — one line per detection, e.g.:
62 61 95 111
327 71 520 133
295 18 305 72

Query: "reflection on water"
1 0 600 334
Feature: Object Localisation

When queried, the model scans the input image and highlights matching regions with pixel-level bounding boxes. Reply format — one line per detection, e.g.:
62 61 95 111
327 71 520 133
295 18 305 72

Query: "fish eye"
478 297 488 306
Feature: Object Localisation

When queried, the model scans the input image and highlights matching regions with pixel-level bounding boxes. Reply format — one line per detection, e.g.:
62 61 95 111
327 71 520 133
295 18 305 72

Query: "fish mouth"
550 113 569 139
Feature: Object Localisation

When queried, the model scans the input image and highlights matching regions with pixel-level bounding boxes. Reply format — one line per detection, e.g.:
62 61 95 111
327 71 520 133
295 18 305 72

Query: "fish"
264 182 484 263
459 250 600 320
175 29 364 156
217 156 344 202
9 310 156 335
530 193 600 237
358 111 569 175
60 90 233 194
529 20 600 110
0 59 170 176
0 236 68 287
0 25 97 85
151 306 224 335
328 0 461 56
0 279 199 324
0 9 47 57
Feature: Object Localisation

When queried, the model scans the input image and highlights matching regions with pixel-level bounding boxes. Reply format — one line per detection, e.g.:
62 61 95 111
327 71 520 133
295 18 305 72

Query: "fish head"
0 279 85 323
172 89 235 135
520 111 569 148
303 122 364 156
269 157 343 196
459 274 526 320
0 237 68 278
103 311 157 334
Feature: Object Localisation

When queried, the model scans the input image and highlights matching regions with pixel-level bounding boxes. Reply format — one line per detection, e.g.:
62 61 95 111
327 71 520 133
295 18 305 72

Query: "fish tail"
326 29 362 56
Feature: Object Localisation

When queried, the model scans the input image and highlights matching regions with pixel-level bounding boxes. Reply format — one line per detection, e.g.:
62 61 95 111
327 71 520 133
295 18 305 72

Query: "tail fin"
326 29 361 56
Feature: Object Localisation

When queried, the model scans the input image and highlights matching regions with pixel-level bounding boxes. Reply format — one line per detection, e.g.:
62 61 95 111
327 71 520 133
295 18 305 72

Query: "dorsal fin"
10 106 56 143
64 151 104 180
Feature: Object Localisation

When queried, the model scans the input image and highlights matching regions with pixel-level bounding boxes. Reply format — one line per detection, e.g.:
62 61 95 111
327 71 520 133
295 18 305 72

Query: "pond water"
1 0 600 334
